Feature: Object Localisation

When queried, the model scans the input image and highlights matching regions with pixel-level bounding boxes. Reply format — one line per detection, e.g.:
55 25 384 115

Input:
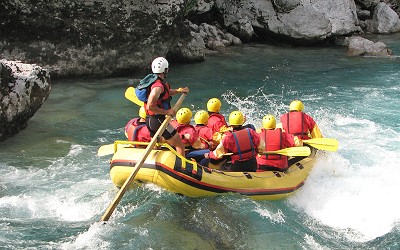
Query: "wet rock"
346 36 392 56
0 60 51 141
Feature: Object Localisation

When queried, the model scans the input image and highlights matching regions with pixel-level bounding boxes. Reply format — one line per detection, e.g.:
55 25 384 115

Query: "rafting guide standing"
137 57 189 157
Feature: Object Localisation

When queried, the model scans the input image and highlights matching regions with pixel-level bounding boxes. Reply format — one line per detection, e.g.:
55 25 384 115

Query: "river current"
1 34 399 249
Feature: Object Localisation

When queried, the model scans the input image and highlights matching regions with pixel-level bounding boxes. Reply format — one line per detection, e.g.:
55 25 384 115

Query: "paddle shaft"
100 93 186 222
262 146 311 157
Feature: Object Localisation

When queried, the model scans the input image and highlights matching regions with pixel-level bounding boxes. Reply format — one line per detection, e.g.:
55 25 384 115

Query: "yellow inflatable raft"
107 141 317 200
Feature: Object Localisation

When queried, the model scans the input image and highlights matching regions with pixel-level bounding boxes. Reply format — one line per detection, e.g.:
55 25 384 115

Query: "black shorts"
230 158 257 172
146 115 177 140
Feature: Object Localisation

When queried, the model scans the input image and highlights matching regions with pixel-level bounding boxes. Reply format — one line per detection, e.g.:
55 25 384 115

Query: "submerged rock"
346 36 393 56
0 60 51 141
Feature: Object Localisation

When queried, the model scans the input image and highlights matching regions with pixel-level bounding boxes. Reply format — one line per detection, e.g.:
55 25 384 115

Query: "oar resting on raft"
262 146 311 157
100 92 187 222
98 143 128 157
302 138 338 152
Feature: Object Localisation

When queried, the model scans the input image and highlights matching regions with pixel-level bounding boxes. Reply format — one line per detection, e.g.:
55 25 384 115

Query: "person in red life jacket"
173 108 210 166
194 110 216 150
279 100 323 140
144 57 189 157
256 114 302 172
124 106 151 143
173 108 203 149
206 98 228 133
205 111 264 172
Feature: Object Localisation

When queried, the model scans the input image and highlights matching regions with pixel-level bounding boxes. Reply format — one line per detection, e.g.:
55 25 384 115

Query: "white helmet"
151 57 169 74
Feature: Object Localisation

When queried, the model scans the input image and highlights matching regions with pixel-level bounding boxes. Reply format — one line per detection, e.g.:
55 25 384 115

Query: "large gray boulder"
346 36 393 56
0 60 51 141
367 2 400 33
215 0 360 43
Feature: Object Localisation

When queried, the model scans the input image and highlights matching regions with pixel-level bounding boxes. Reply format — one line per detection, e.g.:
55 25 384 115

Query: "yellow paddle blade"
97 144 118 156
125 87 144 106
264 146 311 157
97 143 131 156
303 138 338 152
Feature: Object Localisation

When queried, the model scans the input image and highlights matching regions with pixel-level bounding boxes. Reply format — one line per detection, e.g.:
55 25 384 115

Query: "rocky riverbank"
1 0 399 140
1 0 400 79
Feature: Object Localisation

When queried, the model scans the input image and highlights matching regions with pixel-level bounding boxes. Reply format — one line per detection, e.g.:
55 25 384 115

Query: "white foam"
59 223 111 249
289 136 400 242
254 206 286 224
224 92 400 242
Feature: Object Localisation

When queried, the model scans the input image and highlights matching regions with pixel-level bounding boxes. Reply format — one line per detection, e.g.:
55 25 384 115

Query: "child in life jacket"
205 111 264 172
171 108 210 166
256 114 302 172
279 100 323 140
125 106 151 143
206 98 228 133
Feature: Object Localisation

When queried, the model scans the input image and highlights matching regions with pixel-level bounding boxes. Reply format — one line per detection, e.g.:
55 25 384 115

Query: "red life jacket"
173 123 198 147
228 128 256 161
259 128 283 160
125 118 149 142
207 113 227 133
144 79 172 116
194 125 213 148
195 125 213 149
281 111 308 139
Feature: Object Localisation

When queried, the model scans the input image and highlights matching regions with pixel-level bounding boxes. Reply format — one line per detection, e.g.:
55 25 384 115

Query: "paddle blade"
98 144 120 156
97 143 131 156
264 146 311 157
125 87 144 106
303 138 338 152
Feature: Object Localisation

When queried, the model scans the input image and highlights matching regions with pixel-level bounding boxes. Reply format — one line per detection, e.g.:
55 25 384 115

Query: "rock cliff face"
0 60 51 141
0 0 399 78
0 0 398 139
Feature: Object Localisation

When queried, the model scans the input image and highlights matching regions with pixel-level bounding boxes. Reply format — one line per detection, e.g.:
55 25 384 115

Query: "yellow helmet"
262 114 276 129
207 98 222 113
176 108 192 124
194 110 209 125
229 111 244 126
289 100 304 111
139 106 146 119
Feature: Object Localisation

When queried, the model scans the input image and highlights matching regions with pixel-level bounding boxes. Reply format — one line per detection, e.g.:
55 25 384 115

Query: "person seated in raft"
206 98 229 133
171 108 210 166
193 110 218 150
280 100 323 140
256 114 302 172
125 106 152 143
204 111 265 172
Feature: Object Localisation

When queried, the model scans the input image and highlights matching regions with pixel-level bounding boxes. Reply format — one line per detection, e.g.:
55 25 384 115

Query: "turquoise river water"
1 34 400 249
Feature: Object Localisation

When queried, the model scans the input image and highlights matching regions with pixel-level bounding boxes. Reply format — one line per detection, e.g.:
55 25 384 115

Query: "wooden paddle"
262 146 311 157
100 93 187 222
303 138 338 152
125 87 144 106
